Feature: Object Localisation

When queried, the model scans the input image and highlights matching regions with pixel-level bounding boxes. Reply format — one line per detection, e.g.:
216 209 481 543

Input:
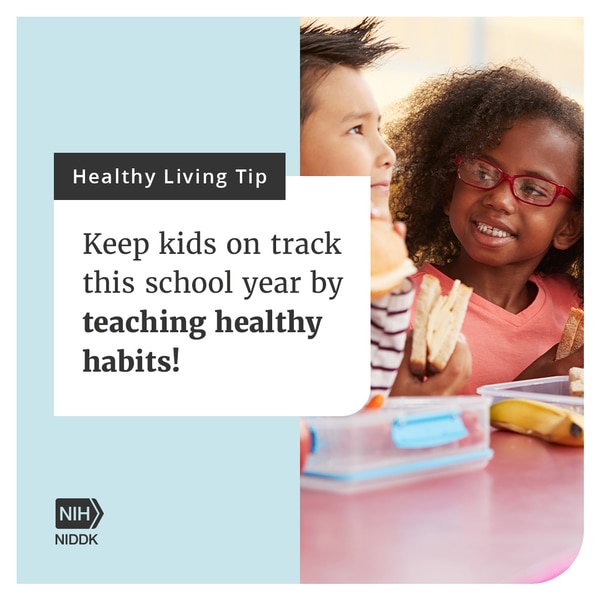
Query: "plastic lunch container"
301 395 493 494
477 375 583 414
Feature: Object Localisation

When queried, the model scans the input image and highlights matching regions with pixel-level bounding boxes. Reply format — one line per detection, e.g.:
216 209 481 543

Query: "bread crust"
555 307 584 360
410 274 472 377
410 274 441 377
428 280 472 373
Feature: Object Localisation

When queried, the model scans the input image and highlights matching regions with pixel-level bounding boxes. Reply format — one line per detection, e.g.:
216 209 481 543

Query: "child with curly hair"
300 18 472 400
385 62 583 395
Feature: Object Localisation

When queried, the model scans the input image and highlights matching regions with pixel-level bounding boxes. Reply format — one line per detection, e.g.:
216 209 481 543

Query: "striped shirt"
370 277 415 399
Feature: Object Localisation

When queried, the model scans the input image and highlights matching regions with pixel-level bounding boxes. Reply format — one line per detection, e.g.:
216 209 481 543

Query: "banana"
490 398 584 447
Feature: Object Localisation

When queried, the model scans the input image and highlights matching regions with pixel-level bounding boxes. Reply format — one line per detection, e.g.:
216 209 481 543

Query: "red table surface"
300 430 583 584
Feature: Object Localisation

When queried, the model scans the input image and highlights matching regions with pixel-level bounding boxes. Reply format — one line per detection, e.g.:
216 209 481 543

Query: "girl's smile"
471 219 516 245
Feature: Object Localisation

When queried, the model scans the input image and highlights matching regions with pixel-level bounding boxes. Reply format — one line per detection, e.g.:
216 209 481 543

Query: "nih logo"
55 498 104 546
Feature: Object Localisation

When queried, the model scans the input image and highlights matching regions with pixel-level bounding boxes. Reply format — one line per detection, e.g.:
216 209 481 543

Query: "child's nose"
378 138 396 167
484 180 518 212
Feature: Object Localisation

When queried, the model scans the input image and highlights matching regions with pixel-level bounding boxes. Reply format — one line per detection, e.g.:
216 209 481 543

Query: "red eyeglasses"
455 156 576 207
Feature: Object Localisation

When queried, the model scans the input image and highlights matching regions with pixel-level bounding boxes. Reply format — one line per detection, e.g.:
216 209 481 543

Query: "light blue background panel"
17 17 300 583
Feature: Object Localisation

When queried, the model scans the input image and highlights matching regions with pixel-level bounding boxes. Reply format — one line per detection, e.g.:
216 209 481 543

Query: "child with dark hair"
385 61 583 395
300 17 401 217
300 18 472 400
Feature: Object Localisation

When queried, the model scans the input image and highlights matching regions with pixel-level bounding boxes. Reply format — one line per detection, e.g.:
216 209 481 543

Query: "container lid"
478 376 583 408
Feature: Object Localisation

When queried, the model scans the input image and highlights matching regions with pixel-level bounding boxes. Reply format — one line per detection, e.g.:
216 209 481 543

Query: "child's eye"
469 160 496 182
348 125 362 135
517 178 553 200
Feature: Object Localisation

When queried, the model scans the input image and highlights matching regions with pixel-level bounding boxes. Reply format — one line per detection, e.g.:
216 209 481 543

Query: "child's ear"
553 208 583 250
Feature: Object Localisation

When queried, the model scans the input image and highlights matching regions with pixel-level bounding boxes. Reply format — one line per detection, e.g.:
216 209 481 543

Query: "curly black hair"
300 18 402 124
384 61 583 295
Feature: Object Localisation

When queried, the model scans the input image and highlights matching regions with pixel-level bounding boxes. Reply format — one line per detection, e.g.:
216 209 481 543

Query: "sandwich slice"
370 218 416 299
568 367 584 397
410 274 473 376
555 307 584 360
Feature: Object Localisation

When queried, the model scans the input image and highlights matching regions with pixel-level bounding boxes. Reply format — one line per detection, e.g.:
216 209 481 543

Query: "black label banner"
54 152 286 200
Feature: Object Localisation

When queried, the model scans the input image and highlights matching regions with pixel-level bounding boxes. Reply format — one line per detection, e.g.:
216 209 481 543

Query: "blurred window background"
302 17 583 121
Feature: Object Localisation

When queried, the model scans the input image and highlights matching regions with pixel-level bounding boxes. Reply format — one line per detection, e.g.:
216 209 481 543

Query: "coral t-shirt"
410 263 583 395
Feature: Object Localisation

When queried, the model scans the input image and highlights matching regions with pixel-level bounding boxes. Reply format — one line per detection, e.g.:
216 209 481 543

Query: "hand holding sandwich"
388 273 473 396
390 330 472 396
369 212 418 400
370 220 473 402
515 307 584 382
370 211 416 298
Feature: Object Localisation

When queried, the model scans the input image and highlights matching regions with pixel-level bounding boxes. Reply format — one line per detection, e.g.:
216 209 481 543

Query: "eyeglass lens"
459 158 558 205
